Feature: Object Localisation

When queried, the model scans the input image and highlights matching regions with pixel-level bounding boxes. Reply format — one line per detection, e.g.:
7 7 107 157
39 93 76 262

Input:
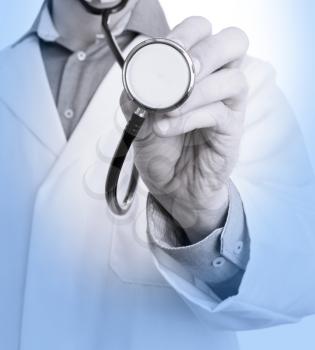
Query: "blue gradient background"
0 0 314 349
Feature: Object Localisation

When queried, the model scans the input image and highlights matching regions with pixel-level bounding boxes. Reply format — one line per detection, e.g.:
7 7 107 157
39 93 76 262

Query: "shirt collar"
16 0 169 48
127 0 170 37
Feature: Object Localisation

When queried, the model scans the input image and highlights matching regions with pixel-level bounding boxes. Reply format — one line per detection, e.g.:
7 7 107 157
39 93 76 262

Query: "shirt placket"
57 45 93 139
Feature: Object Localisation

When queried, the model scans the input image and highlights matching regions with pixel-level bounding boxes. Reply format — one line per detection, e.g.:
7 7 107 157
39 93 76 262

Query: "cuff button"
233 241 244 255
212 257 225 268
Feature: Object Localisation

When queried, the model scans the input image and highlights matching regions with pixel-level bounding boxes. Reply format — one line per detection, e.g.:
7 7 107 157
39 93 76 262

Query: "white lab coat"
0 33 315 350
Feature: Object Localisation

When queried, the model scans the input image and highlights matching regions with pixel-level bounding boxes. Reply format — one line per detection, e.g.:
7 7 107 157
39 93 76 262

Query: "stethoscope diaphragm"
123 38 195 113
105 38 195 216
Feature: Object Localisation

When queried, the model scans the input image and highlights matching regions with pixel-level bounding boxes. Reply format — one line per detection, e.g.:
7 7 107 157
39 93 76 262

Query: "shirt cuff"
146 181 250 295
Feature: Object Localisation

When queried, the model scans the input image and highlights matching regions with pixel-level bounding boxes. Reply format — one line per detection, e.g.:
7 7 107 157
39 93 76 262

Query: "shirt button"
212 257 225 268
77 51 87 61
64 108 74 119
96 33 105 40
233 241 244 255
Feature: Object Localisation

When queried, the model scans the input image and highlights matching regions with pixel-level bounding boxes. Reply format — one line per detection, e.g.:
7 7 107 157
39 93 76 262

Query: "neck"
51 0 103 49
51 0 139 50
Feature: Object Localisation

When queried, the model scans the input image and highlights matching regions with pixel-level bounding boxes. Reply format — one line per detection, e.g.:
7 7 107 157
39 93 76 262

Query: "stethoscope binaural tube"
79 0 128 67
105 39 195 216
79 0 129 16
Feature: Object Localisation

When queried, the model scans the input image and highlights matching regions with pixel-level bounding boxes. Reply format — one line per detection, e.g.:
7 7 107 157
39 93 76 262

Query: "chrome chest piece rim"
122 38 195 114
80 0 128 15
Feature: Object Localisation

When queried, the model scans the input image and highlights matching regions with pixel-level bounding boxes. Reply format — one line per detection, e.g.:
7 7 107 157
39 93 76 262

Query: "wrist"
165 185 229 243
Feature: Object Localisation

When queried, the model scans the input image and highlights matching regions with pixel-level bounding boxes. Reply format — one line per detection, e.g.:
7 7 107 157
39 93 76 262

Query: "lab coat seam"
108 262 171 288
222 298 300 323
153 255 299 324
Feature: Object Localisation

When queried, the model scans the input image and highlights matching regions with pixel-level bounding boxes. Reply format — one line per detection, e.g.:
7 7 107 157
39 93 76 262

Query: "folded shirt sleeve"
146 180 250 299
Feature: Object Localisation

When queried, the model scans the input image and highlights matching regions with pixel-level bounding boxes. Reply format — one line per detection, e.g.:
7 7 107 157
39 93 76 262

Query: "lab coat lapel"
1 36 66 156
44 35 147 179
19 35 149 348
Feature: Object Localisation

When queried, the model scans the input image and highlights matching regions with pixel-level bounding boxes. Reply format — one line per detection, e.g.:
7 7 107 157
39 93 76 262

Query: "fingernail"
157 119 169 135
192 57 201 76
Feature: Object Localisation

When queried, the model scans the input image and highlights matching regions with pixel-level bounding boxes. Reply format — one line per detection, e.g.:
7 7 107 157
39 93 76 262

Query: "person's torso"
0 35 239 350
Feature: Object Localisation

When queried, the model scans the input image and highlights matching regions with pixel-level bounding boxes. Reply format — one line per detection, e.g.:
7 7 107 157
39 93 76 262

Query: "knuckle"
227 69 248 94
224 105 234 120
225 26 250 52
190 39 210 65
183 16 212 34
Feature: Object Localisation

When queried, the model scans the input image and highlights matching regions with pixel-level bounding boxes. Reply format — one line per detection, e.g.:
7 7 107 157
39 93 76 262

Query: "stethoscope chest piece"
123 38 195 113
106 38 195 216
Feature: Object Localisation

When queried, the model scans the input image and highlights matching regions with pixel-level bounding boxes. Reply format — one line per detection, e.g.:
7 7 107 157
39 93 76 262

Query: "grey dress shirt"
26 0 169 139
26 0 249 300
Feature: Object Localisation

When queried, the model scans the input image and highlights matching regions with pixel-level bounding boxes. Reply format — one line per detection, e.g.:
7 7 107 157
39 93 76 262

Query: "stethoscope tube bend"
105 108 146 215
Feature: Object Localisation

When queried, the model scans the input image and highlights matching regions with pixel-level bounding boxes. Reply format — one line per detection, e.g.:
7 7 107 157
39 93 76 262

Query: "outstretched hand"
121 17 249 242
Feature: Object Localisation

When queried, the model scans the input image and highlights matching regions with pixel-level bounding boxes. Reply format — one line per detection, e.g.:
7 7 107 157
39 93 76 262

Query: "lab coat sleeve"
147 180 250 300
146 56 315 331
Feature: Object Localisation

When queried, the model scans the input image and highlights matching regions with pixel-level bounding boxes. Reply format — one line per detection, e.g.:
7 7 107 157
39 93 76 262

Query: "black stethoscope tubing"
79 0 143 215
78 1 195 216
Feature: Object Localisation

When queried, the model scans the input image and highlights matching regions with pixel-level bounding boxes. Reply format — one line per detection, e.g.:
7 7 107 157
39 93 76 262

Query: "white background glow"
0 1 314 348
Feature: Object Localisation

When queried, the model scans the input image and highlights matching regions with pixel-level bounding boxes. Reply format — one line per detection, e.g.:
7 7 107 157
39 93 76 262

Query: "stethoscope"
80 0 195 215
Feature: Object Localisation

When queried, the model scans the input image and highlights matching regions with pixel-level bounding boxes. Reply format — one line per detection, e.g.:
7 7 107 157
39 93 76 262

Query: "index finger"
191 27 249 81
167 16 212 50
